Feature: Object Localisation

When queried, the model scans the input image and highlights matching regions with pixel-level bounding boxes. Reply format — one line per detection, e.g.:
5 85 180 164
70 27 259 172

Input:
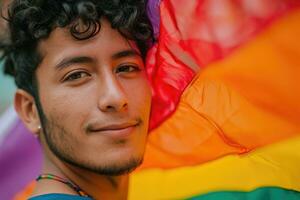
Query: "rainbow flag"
4 0 300 199
129 0 300 199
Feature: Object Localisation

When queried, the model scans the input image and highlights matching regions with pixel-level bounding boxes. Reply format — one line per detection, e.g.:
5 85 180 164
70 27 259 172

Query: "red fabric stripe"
147 0 300 130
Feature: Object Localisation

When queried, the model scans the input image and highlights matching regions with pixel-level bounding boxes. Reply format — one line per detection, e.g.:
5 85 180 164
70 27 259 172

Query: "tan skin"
14 19 152 200
0 0 10 40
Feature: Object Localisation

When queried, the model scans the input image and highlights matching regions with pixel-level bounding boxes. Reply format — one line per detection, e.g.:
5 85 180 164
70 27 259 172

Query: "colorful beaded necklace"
36 173 92 198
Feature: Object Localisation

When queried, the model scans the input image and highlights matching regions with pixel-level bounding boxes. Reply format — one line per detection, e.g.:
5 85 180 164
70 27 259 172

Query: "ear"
14 89 41 135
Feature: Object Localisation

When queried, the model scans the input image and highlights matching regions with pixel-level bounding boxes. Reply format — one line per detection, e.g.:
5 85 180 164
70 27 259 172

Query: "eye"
115 64 140 73
64 71 90 82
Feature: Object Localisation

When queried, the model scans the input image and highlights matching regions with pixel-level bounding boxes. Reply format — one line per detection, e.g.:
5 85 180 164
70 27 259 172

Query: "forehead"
38 19 137 65
0 0 9 35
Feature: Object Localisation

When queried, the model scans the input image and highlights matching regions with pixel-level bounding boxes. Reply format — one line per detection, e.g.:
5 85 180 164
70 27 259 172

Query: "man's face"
35 19 151 175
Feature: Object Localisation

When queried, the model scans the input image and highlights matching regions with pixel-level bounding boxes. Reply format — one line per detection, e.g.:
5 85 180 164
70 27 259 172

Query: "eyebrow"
112 49 141 60
55 56 94 71
55 49 141 70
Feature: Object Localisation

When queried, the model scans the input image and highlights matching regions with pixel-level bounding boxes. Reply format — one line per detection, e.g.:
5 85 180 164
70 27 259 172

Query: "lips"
90 121 139 132
87 121 140 139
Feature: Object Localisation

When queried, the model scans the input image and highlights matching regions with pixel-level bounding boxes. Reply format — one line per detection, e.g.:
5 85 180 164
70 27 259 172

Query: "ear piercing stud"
35 125 42 138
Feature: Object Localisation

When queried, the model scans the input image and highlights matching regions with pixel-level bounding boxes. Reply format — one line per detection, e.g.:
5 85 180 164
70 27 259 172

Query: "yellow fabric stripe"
129 136 300 200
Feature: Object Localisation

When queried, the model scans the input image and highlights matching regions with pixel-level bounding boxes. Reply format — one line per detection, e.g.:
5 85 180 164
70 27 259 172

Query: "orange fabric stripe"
14 181 35 200
140 8 300 170
129 136 300 200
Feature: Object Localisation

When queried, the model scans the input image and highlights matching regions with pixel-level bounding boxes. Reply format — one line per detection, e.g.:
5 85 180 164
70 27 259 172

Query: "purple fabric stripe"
147 0 161 38
0 119 42 200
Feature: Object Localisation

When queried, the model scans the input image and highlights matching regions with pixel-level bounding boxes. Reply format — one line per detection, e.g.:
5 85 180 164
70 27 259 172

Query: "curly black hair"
0 0 153 97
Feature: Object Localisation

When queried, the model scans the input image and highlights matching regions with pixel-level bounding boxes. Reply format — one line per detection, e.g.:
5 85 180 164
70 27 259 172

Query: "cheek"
39 85 93 127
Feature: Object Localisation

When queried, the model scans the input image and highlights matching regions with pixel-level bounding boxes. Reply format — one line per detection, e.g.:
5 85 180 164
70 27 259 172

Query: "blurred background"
0 62 15 114
0 0 15 114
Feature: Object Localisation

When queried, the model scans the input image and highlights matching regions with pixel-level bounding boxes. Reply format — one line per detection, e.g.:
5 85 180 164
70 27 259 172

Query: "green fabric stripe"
187 187 300 200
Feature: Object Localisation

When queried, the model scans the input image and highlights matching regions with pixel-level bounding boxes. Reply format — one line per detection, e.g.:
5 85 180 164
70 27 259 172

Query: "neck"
52 161 129 200
34 146 129 200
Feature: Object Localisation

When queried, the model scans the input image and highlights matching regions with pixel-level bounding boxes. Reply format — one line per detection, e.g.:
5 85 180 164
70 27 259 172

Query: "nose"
98 73 128 113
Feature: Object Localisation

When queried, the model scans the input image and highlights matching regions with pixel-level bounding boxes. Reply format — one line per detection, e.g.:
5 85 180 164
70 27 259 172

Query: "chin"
101 148 145 175
72 143 144 175
91 154 144 176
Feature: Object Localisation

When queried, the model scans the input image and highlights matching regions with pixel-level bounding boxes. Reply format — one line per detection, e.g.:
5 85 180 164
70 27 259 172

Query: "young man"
1 0 153 199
